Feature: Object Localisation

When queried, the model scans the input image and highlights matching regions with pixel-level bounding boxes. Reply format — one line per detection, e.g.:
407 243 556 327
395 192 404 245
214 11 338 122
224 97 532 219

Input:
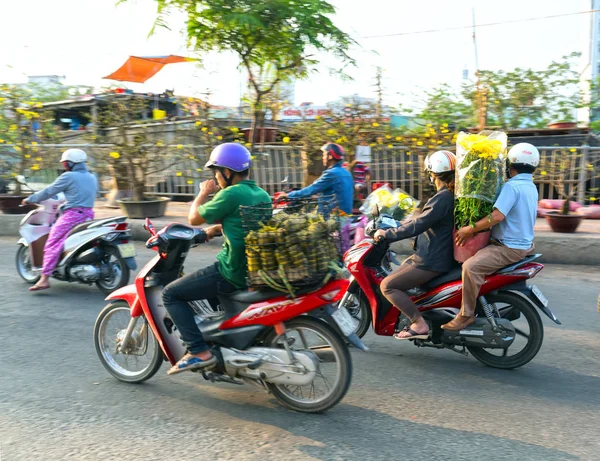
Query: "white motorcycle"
15 179 137 294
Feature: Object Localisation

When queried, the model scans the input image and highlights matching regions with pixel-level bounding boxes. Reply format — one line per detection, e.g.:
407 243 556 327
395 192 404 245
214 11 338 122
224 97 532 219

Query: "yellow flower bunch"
458 134 504 160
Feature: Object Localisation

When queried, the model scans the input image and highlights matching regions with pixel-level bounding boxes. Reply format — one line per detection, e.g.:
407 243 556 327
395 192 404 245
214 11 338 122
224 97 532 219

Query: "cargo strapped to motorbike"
240 195 345 296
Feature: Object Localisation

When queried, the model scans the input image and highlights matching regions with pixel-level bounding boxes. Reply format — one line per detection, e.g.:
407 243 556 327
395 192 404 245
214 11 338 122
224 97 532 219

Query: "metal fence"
2 144 598 203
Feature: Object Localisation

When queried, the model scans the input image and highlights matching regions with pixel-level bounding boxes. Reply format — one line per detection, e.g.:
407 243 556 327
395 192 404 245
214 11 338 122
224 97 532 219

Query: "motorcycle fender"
105 285 143 317
504 288 561 325
18 238 28 247
124 257 137 271
323 304 369 351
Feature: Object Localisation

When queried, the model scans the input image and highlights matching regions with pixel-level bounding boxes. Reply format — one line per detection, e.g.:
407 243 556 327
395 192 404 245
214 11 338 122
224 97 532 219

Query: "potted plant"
0 84 55 214
538 148 596 233
96 95 192 219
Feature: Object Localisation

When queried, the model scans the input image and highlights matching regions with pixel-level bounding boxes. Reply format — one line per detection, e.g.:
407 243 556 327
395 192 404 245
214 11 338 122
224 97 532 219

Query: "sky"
0 0 593 109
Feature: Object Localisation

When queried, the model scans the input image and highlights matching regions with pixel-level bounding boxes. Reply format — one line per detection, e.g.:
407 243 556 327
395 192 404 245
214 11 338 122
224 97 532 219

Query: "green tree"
137 0 355 150
464 52 581 129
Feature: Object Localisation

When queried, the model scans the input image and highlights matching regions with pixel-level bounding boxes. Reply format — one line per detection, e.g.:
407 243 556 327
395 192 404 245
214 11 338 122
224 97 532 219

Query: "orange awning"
103 55 194 83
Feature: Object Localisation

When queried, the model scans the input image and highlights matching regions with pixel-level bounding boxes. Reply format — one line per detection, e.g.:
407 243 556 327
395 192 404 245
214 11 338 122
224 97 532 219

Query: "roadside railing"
1 144 598 203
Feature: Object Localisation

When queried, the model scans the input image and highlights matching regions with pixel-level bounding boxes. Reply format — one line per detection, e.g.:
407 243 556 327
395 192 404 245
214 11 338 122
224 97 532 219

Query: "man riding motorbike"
22 148 98 292
374 150 456 339
442 143 539 331
162 143 272 374
279 143 354 215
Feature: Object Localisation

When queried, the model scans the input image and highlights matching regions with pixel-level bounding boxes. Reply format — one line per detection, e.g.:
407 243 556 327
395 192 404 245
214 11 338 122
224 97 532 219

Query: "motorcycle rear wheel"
263 317 352 413
94 301 164 383
15 244 41 284
95 246 130 295
468 292 544 370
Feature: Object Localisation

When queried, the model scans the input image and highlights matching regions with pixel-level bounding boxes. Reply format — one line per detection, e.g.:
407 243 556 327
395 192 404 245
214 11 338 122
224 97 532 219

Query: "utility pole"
473 8 487 131
375 67 383 122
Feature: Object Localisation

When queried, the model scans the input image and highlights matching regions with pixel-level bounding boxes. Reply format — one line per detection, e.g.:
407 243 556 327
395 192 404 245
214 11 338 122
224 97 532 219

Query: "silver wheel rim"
98 253 124 291
482 301 534 359
17 246 40 282
98 307 157 378
269 325 343 405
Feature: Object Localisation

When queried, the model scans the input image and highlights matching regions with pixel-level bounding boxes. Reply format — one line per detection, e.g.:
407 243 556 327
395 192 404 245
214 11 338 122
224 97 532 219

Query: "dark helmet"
321 143 344 160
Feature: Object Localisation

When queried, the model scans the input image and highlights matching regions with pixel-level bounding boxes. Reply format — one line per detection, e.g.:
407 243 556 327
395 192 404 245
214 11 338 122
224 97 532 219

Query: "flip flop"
167 354 216 375
29 285 50 292
394 328 430 340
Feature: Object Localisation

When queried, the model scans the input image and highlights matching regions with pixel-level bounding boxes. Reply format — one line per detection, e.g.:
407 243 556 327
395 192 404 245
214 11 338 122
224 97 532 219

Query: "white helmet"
507 143 539 167
425 150 456 174
60 148 87 164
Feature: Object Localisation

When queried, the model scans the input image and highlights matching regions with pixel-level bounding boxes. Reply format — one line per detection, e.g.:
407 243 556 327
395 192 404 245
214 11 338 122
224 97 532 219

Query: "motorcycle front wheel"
94 301 164 383
468 291 544 370
342 290 371 339
263 317 352 413
15 244 41 284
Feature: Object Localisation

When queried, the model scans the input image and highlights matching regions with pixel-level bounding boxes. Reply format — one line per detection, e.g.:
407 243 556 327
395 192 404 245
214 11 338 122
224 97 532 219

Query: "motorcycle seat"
67 221 95 237
228 284 323 304
422 266 462 289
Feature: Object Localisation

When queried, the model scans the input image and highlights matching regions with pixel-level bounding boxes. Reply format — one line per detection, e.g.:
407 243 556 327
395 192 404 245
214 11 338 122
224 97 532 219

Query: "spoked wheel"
15 244 41 284
468 292 544 369
95 246 130 295
94 301 163 383
263 317 352 413
341 291 371 339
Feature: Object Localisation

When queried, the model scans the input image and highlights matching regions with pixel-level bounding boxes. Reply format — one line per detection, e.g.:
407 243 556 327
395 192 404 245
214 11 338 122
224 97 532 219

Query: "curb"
2 213 599 265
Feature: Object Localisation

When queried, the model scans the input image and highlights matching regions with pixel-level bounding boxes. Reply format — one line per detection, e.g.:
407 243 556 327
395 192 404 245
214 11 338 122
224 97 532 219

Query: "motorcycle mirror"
16 175 26 184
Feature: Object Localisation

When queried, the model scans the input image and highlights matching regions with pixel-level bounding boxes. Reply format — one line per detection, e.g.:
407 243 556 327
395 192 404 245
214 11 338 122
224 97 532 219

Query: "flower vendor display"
359 185 418 221
454 130 508 262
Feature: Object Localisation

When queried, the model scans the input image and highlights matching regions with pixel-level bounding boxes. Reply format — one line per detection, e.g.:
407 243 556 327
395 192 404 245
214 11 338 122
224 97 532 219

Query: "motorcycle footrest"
226 358 264 370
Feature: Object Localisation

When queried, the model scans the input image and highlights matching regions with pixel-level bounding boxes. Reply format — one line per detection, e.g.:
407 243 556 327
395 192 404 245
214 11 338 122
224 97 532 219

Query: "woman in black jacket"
374 150 456 339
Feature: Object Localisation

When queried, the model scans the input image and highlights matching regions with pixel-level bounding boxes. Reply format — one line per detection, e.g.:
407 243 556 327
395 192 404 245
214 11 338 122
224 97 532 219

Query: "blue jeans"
162 263 236 354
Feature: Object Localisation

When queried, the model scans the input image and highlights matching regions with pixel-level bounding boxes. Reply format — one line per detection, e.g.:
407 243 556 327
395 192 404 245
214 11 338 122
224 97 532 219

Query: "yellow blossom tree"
0 84 57 194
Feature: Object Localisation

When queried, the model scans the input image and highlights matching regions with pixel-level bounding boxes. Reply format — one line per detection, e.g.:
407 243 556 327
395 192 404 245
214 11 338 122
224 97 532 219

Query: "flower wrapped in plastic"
454 131 507 229
359 185 418 221
453 131 507 262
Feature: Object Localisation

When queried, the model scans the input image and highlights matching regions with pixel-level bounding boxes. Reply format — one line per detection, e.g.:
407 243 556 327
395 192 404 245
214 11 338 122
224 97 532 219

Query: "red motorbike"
340 213 561 369
93 219 366 413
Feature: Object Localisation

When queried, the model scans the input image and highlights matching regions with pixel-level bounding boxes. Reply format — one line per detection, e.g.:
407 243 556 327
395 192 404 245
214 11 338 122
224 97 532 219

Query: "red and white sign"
278 105 331 120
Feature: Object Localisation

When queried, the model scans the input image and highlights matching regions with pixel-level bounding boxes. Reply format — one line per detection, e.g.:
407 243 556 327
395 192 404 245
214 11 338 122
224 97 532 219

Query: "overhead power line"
361 9 600 39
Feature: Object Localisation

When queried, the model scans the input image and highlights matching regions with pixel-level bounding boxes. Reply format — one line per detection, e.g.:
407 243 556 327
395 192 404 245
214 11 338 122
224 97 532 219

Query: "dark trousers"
162 263 236 355
380 262 440 323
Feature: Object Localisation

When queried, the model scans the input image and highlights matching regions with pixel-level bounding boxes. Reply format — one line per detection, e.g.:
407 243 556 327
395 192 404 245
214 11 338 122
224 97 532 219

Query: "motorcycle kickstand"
444 344 469 357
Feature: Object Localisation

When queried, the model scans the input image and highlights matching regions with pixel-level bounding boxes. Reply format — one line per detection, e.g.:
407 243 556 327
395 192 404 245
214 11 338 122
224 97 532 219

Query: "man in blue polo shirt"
442 143 539 331
280 143 354 215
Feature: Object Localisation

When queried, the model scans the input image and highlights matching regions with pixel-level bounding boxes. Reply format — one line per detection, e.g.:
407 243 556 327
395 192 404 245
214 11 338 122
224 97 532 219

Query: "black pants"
380 262 439 323
162 263 236 355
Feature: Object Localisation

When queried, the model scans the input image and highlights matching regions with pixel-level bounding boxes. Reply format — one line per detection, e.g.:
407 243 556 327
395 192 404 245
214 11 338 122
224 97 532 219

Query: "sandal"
29 284 50 292
394 328 430 340
167 354 216 375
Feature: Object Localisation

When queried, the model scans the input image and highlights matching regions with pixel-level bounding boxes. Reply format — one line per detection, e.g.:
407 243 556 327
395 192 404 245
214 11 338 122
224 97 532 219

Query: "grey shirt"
27 163 98 210
383 187 455 273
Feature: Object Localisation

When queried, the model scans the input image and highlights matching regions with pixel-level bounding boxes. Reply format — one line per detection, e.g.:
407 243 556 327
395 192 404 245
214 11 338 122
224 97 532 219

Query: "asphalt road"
0 237 599 461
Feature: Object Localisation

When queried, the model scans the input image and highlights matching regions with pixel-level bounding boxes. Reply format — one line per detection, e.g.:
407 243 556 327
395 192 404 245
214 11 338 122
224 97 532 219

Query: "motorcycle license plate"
531 285 548 307
332 306 359 337
118 243 136 259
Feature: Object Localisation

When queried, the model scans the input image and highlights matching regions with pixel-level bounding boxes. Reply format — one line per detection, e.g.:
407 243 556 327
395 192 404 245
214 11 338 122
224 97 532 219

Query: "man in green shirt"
163 143 272 375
